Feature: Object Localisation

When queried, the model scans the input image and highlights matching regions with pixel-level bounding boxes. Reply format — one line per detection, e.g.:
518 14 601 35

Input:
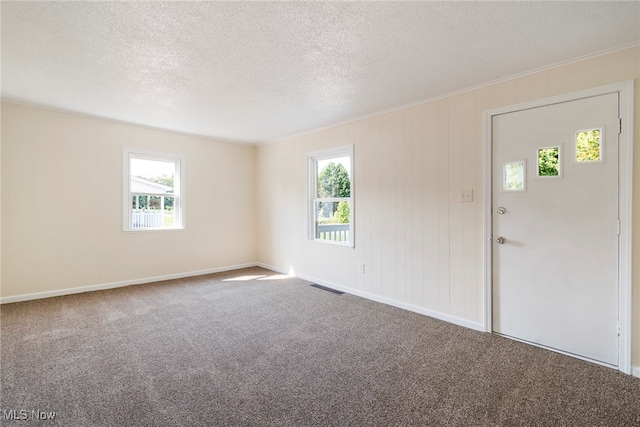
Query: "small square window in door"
503 161 526 192
537 146 561 178
575 128 602 163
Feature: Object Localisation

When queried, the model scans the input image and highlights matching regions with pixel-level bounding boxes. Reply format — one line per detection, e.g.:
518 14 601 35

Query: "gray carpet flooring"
1 267 639 426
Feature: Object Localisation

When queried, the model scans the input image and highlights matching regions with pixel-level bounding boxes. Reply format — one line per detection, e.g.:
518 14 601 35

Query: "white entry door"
492 92 620 367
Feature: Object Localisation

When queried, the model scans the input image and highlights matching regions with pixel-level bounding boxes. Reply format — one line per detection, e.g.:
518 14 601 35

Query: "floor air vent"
310 284 345 295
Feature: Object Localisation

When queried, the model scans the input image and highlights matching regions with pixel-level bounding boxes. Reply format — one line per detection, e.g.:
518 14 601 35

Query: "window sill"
123 227 185 233
311 239 354 248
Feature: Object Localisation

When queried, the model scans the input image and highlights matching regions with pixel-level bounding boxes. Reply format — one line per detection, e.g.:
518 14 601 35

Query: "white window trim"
306 144 354 248
123 148 185 232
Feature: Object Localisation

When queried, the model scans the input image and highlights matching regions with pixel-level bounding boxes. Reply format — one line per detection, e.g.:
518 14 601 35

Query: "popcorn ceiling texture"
1 1 639 143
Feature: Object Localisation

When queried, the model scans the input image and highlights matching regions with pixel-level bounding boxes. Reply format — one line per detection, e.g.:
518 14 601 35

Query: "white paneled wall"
257 98 486 326
257 46 640 365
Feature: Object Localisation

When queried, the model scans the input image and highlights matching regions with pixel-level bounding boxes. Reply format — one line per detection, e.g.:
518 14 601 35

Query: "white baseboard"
263 264 640 376
257 262 485 332
305 274 485 332
256 262 288 275
0 262 258 304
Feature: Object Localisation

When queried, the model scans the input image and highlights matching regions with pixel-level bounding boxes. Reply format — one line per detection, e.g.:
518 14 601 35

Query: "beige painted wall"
256 47 640 369
1 103 257 297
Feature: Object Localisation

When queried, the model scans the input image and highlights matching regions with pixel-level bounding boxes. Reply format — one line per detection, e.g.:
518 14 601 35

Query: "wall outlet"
359 264 365 273
458 188 473 202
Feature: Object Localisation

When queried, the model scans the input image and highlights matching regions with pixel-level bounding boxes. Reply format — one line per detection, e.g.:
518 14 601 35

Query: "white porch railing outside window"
316 223 350 242
132 210 164 229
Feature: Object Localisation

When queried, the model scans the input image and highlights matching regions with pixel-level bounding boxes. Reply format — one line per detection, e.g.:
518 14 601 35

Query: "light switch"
458 188 473 202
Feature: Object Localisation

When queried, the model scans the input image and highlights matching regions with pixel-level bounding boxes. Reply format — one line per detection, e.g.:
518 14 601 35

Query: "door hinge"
617 321 620 336
617 219 621 235
618 118 622 134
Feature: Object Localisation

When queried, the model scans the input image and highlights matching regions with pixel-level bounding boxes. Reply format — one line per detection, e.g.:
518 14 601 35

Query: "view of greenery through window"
538 147 559 176
315 158 351 243
576 129 601 162
317 162 350 223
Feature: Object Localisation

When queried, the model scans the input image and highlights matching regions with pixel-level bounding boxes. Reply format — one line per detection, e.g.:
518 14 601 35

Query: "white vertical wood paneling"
625 47 640 79
448 95 465 317
546 66 566 96
437 100 450 312
601 50 627 84
403 107 415 305
533 72 549 99
492 80 518 108
395 111 407 302
516 75 537 103
566 57 603 93
410 105 425 307
380 113 397 299
422 102 440 311
370 117 383 297
462 92 477 321
354 119 370 292
474 87 492 322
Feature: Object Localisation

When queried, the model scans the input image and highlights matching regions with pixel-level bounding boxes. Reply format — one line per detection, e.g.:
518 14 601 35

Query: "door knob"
497 207 506 214
496 237 506 244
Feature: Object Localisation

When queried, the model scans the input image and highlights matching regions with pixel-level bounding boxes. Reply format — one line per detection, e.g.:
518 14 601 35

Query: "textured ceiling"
2 1 639 144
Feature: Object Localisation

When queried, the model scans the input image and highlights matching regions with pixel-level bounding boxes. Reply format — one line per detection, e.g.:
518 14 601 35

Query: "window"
307 145 353 247
575 128 603 163
123 149 184 231
537 146 561 178
503 160 526 192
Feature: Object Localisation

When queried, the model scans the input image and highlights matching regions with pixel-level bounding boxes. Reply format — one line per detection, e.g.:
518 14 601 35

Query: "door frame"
482 81 634 374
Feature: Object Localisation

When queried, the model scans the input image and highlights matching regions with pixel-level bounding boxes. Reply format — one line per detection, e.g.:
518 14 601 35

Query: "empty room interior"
2 2 640 425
